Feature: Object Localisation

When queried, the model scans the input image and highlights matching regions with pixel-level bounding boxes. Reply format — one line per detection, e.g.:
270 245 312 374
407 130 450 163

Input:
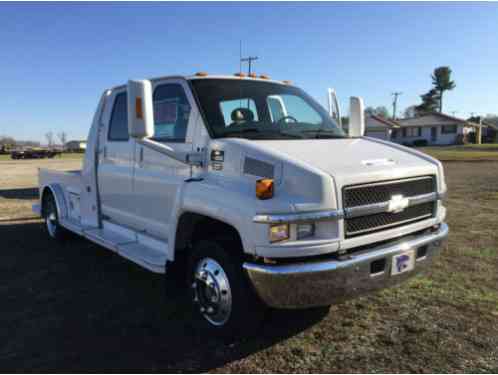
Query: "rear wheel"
43 192 68 242
187 237 266 338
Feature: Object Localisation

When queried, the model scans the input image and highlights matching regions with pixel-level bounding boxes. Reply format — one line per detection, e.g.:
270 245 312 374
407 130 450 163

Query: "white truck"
33 73 448 336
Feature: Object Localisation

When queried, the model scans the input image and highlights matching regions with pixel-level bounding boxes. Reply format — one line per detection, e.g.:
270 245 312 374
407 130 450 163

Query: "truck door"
131 79 195 240
97 89 137 228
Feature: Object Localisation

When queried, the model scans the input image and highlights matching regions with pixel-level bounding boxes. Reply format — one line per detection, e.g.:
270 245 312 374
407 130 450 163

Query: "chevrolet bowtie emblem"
387 194 410 213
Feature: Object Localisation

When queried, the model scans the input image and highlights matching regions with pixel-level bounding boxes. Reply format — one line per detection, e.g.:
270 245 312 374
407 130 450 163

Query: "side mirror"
127 80 154 139
327 88 342 127
349 96 365 137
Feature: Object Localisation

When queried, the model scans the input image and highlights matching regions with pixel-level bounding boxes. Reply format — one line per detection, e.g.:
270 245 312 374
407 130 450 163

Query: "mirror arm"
136 138 204 167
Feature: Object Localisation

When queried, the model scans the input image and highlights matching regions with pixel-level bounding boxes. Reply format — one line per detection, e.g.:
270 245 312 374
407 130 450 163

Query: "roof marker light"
234 72 246 77
195 72 208 77
260 74 270 80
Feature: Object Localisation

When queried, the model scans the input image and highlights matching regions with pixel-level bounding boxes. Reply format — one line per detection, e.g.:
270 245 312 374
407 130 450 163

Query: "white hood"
246 137 440 189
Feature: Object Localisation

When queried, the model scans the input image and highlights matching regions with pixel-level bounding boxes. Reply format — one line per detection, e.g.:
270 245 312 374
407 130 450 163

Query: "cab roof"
108 74 292 92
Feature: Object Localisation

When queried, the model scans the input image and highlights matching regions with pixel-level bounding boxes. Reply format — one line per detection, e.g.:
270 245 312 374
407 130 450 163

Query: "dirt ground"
1 158 497 372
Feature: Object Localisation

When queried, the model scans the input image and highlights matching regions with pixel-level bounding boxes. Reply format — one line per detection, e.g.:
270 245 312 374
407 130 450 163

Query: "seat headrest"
231 107 255 123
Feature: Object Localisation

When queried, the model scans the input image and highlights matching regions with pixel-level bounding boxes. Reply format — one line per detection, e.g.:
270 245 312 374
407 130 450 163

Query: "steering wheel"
276 115 298 125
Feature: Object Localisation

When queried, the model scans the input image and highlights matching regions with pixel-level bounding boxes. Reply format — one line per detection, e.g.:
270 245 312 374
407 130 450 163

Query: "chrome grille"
344 176 435 208
343 176 437 238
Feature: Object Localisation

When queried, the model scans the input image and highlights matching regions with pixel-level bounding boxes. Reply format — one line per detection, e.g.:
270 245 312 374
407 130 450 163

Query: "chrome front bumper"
243 223 448 309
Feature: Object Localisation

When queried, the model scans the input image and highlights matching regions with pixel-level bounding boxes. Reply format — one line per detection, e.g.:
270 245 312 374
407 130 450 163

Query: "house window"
441 124 457 134
392 129 398 139
403 127 421 137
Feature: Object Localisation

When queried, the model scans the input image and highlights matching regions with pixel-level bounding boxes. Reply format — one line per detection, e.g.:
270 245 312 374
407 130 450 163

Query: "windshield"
190 79 347 140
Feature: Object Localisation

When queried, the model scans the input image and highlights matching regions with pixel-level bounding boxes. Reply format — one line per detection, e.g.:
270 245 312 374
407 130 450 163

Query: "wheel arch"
174 212 244 257
40 184 68 220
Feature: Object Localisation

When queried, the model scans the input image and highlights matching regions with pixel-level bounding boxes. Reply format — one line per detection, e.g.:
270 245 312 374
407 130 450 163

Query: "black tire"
186 237 266 338
42 192 68 242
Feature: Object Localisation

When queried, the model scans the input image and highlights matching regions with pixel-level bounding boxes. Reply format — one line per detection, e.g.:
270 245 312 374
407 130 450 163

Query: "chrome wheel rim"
192 257 232 326
46 203 57 238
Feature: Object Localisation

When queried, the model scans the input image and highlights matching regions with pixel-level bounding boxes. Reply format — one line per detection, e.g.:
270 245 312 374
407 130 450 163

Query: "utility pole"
450 110 458 116
391 92 402 120
241 56 258 75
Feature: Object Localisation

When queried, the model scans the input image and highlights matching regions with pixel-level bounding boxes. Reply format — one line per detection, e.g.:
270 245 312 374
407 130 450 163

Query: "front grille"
344 176 435 208
343 176 436 238
345 202 434 236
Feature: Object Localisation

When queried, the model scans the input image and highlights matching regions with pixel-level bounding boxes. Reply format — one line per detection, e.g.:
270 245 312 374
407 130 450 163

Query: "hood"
239 137 439 188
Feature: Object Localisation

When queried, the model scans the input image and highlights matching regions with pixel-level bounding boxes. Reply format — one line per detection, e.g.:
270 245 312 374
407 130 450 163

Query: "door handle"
139 147 144 164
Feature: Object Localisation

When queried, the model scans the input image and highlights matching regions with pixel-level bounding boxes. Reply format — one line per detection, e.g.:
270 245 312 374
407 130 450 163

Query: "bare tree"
57 131 67 150
45 132 54 148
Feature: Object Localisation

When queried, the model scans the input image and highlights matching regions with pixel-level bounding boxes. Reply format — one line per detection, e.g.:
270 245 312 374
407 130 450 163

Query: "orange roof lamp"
195 72 208 77
256 178 274 200
234 72 246 77
248 73 257 78
259 74 270 80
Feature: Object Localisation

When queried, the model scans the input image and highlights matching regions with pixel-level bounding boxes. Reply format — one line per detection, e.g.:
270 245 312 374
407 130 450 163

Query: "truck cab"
34 73 448 336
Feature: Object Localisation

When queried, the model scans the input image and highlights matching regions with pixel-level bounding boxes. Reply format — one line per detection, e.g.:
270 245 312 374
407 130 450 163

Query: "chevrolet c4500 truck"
33 73 448 336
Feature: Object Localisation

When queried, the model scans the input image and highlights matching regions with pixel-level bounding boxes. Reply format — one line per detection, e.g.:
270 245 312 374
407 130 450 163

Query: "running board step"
118 242 167 274
83 221 169 274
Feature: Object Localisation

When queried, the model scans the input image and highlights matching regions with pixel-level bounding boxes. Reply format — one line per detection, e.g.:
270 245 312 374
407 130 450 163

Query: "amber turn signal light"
256 179 274 200
135 97 143 119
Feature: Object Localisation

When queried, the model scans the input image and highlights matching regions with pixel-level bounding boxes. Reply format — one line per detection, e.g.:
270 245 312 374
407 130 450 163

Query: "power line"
240 56 258 75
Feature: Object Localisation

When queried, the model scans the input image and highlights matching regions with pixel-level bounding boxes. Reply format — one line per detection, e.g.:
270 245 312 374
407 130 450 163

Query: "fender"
168 179 260 261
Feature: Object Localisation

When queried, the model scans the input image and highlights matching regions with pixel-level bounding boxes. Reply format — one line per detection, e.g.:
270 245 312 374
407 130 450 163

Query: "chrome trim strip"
244 223 448 308
253 210 344 224
344 192 438 219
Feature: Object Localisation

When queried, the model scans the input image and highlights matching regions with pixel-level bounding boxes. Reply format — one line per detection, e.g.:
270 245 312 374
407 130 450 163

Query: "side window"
219 99 258 126
153 84 191 141
108 93 129 141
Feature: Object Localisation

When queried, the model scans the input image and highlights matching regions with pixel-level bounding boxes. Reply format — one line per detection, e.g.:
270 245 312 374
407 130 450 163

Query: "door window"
153 84 191 141
108 93 129 141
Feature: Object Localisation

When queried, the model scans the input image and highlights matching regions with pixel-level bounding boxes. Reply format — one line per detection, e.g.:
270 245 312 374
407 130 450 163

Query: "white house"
392 113 474 146
364 115 400 141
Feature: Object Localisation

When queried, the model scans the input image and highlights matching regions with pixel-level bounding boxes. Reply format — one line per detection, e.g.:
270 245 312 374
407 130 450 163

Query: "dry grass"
0 158 497 372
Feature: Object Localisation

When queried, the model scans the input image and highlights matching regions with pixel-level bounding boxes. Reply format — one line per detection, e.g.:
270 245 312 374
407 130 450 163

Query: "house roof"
398 112 470 128
366 115 400 130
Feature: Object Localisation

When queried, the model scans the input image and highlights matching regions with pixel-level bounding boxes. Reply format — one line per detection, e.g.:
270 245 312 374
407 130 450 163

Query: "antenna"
391 92 402 120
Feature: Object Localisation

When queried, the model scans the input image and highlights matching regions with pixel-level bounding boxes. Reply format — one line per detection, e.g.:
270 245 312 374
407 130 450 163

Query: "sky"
1 2 497 143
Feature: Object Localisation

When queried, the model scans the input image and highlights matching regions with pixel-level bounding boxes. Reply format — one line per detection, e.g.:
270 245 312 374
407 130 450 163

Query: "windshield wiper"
301 129 345 139
220 128 261 138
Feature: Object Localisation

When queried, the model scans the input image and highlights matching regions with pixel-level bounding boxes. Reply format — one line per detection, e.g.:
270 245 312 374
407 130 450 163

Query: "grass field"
418 144 498 161
1 158 497 372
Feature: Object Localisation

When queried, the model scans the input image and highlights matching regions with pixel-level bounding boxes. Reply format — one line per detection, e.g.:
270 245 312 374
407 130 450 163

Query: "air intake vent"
244 157 274 178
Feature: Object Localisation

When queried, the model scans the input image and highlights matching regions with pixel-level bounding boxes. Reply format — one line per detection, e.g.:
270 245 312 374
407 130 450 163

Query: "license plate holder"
391 250 415 276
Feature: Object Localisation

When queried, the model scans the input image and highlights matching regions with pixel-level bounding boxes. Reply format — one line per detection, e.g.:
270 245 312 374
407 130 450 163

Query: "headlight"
297 223 315 240
269 223 289 243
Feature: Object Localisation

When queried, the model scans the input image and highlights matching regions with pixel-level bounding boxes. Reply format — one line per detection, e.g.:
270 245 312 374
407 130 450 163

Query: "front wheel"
187 238 266 338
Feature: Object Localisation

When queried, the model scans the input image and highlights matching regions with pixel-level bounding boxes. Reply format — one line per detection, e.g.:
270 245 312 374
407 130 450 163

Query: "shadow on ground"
0 221 327 372
0 187 38 200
